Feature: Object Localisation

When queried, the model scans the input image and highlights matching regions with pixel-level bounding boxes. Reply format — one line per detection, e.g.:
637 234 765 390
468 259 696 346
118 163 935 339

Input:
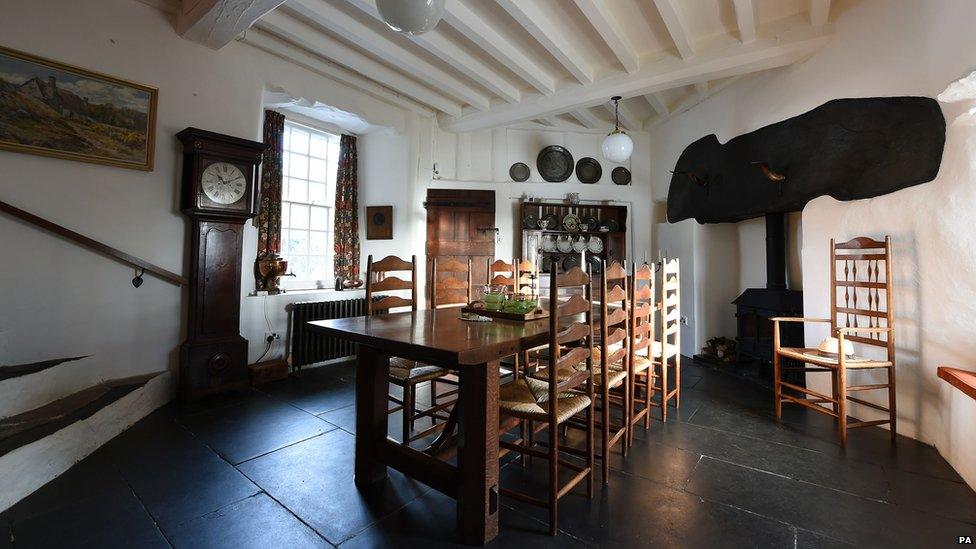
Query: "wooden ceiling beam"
604 100 641 132
495 0 595 84
569 109 606 129
652 0 694 59
256 11 462 116
440 18 831 132
642 93 670 116
810 0 831 25
287 0 491 110
647 76 743 127
441 0 555 95
572 0 639 73
344 0 520 103
732 0 757 43
176 0 286 49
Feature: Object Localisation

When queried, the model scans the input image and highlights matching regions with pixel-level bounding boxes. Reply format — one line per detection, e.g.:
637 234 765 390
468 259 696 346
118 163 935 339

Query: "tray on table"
460 306 549 321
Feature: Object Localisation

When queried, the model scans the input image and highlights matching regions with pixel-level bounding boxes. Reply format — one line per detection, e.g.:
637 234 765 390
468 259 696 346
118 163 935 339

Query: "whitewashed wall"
648 0 976 488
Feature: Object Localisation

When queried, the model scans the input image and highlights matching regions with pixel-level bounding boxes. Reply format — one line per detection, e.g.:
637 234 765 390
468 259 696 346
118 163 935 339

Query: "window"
281 121 341 289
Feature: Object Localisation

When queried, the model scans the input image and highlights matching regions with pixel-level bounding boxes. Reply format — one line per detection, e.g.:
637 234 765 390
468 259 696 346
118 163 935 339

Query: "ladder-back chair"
487 258 518 291
365 254 453 445
429 256 473 308
498 265 595 535
653 258 681 421
773 236 896 447
628 262 655 445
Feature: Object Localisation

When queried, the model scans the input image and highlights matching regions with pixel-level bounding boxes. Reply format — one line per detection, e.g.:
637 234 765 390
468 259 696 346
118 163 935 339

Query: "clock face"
201 162 247 205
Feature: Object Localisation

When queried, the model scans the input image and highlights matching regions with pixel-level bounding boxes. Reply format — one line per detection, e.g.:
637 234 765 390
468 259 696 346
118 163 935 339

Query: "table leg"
456 360 500 545
356 344 389 488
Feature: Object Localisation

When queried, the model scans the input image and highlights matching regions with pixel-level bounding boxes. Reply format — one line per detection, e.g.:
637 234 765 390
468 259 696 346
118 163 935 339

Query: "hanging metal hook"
132 267 145 288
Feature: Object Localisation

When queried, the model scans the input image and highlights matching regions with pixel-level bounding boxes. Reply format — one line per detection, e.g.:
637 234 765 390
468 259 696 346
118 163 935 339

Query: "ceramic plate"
537 145 574 182
541 235 557 252
557 237 573 253
522 213 538 229
562 213 581 232
575 157 602 184
604 219 620 232
542 255 557 274
581 216 599 232
538 213 558 230
510 162 530 182
587 236 604 253
572 236 587 253
611 166 631 185
588 255 603 274
563 256 580 271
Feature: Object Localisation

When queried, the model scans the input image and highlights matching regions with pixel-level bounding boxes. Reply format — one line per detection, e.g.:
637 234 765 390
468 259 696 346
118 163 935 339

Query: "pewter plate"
537 145 574 182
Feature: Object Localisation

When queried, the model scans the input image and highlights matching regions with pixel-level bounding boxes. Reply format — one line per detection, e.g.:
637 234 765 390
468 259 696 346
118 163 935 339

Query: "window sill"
246 287 366 299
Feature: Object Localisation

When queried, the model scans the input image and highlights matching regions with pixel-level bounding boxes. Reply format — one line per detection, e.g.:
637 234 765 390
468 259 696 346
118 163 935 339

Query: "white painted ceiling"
157 0 843 132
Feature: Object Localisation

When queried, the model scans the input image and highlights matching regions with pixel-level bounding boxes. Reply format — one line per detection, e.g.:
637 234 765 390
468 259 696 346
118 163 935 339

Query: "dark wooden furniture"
176 128 264 400
938 367 976 401
653 258 681 421
518 201 627 273
365 254 454 446
308 307 569 545
425 189 495 292
628 262 655 445
500 266 594 536
773 236 897 447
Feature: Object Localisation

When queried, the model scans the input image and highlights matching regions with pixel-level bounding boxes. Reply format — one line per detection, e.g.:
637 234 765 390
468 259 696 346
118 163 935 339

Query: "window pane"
288 178 307 203
281 203 290 228
282 151 290 177
290 256 309 280
310 133 329 158
309 256 330 279
288 153 307 179
290 204 309 229
290 128 309 154
308 183 327 206
309 157 327 182
286 230 309 255
309 231 329 255
327 140 340 186
283 128 291 151
309 205 328 230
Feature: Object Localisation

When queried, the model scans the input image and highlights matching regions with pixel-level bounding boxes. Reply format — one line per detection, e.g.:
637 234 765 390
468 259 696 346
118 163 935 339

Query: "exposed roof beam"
441 0 555 95
176 0 285 49
495 0 595 84
694 81 708 97
642 93 670 116
440 18 832 132
604 100 641 132
286 0 491 110
647 76 743 127
572 0 639 73
344 0 520 103
569 109 606 129
810 0 831 25
257 11 462 116
732 0 757 43
243 29 434 116
652 0 694 58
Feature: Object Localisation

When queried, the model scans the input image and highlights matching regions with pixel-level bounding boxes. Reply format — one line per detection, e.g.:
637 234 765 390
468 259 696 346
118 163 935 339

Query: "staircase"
0 356 171 512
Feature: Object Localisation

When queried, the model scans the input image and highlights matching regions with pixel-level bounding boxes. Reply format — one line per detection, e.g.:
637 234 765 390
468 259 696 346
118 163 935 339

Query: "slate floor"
3 358 975 548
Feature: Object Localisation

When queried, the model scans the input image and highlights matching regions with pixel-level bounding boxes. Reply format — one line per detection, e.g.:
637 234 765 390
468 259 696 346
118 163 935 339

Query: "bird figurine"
751 161 786 182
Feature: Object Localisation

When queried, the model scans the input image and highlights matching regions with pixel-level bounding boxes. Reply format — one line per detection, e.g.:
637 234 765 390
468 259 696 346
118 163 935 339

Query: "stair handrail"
0 199 187 287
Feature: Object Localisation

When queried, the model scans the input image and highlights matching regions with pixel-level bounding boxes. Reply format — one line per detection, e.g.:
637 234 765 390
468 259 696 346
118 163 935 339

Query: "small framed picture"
366 205 393 240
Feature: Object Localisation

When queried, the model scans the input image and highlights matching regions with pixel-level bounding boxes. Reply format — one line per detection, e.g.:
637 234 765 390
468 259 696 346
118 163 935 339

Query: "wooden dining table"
307 306 558 545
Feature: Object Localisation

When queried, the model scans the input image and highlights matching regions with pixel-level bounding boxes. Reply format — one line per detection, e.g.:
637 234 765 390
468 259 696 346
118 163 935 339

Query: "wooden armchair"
773 236 896 447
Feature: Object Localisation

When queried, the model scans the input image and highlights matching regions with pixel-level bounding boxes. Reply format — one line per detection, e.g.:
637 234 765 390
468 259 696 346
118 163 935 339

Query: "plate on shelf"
588 255 603 274
522 213 538 229
563 256 580 271
587 235 604 253
542 255 557 274
600 219 620 232
572 236 587 253
556 235 573 253
575 157 601 184
611 167 631 185
581 216 599 231
510 162 530 182
562 213 581 232
537 145 574 182
538 213 558 230
541 235 557 252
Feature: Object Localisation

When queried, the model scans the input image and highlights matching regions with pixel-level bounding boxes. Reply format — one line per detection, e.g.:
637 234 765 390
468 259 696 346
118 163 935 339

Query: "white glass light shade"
376 0 445 35
602 130 634 163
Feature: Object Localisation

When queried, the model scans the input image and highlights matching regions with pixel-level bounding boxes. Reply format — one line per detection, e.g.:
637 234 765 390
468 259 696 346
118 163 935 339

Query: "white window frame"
279 120 341 290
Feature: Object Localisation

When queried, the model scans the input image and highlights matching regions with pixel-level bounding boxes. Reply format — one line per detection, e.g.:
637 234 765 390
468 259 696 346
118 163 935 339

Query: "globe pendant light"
602 96 634 163
376 0 445 35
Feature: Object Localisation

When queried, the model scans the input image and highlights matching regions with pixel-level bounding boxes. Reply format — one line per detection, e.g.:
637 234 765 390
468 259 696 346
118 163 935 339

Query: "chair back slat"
555 322 591 345
558 293 591 316
366 254 417 315
488 258 517 291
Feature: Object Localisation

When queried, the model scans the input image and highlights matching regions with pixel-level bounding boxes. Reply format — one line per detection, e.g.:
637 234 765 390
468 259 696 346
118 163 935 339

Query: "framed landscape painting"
0 45 157 170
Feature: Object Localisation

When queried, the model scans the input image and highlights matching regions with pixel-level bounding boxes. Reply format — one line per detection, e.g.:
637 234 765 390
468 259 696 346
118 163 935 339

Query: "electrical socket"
264 332 281 343
680 316 689 326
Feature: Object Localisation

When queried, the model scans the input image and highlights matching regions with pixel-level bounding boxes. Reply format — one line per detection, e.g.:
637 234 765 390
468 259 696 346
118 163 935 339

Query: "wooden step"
0 355 89 382
938 366 976 401
0 373 161 459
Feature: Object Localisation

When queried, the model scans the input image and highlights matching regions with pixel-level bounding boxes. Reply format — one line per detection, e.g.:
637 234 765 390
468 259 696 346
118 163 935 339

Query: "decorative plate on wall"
537 145 574 182
575 157 602 184
611 166 631 185
509 162 530 182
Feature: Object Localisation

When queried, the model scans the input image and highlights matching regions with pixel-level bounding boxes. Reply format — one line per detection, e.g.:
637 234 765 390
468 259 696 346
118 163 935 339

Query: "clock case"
176 127 265 400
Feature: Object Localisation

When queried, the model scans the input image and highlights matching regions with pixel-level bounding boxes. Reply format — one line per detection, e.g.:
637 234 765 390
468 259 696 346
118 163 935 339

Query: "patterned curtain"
256 110 285 277
333 134 360 281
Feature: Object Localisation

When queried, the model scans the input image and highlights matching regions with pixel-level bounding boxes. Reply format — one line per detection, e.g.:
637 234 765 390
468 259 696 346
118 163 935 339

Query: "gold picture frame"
0 45 158 171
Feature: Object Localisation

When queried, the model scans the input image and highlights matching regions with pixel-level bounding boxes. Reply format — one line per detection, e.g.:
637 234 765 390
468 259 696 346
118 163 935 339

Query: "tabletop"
307 306 554 366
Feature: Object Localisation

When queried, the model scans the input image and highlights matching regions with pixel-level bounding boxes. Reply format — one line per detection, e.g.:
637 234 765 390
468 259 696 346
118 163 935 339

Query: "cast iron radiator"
290 297 377 369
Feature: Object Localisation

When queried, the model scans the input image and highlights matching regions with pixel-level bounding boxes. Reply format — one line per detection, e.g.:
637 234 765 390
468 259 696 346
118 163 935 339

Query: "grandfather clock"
177 128 265 400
